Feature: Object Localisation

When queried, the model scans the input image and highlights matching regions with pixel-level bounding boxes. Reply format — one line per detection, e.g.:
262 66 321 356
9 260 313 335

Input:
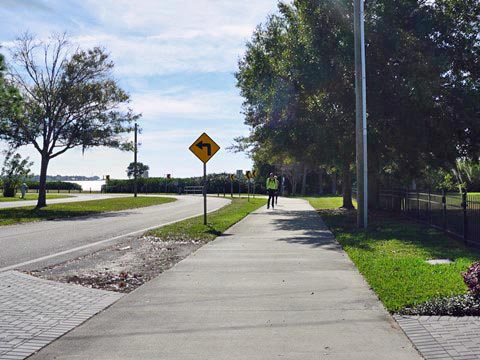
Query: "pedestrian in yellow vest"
274 175 279 205
266 173 277 209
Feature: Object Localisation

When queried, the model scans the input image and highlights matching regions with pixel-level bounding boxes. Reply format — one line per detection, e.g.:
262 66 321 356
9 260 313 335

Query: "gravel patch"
27 235 203 293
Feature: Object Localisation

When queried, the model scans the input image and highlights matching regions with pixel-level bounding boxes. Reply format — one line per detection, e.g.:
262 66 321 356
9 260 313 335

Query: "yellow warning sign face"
189 132 220 163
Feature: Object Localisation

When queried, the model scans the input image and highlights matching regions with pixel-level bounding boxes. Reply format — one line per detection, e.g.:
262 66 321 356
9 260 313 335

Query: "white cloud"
130 88 242 121
0 0 277 178
67 0 279 77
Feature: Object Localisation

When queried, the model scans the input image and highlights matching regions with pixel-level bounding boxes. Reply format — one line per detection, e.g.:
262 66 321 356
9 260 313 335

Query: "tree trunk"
331 173 337 194
300 164 308 196
36 154 49 209
290 174 298 196
318 168 324 195
341 166 354 209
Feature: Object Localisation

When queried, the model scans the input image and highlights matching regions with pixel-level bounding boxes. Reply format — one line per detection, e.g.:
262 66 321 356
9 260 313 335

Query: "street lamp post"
354 0 368 228
134 122 138 198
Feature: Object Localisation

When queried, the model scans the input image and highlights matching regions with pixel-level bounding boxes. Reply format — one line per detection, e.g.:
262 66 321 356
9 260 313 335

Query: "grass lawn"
0 196 176 226
305 195 480 312
303 195 357 209
0 194 72 202
147 197 267 242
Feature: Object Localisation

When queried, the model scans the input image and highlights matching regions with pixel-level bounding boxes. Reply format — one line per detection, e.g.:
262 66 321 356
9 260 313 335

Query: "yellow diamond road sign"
189 132 220 164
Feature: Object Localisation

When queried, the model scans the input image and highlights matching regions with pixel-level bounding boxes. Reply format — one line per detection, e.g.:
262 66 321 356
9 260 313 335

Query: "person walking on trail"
20 183 28 199
274 175 280 205
266 173 277 209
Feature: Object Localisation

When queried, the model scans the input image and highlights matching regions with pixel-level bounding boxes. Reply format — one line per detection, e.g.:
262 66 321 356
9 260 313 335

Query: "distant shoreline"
69 180 106 192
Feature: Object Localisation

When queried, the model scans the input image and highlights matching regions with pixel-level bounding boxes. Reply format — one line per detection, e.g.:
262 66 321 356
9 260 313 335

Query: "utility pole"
354 0 368 228
134 122 138 198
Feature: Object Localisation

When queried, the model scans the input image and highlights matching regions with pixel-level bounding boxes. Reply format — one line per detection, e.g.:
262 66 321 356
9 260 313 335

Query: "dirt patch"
26 236 203 293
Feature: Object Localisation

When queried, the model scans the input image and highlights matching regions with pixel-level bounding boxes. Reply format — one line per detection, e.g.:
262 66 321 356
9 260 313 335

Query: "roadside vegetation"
306 196 480 313
0 196 175 226
304 196 355 210
147 197 266 242
0 194 72 202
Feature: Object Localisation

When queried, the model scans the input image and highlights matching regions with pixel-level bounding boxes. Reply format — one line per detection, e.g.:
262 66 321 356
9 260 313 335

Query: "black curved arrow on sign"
196 141 211 155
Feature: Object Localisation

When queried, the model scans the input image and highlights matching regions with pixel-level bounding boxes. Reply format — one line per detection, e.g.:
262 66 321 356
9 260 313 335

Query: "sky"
0 0 280 179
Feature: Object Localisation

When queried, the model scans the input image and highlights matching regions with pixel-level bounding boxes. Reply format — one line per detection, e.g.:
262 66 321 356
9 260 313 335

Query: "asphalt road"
0 195 230 272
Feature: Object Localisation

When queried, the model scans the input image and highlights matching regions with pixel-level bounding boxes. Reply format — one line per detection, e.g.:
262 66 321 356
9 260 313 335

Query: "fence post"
428 189 431 224
442 190 447 230
417 190 420 219
462 189 468 243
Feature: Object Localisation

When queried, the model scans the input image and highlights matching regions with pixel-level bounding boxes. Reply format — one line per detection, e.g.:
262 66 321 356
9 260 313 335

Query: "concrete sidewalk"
30 197 421 360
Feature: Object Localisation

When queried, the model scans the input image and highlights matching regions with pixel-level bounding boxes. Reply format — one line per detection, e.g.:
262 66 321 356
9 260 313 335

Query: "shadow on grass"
319 209 480 260
206 225 222 237
0 207 135 225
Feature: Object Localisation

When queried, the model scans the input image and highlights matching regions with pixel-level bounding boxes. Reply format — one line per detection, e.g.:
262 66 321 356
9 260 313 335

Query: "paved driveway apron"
395 315 480 359
30 197 421 360
0 271 121 360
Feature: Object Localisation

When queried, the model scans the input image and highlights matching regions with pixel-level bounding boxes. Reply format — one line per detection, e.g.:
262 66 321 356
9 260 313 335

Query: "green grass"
147 197 267 242
0 194 72 202
0 196 176 226
303 195 357 209
306 196 480 312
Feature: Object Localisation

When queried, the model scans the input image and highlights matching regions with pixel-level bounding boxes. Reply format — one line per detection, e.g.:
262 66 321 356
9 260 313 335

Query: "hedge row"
104 176 263 194
24 180 82 191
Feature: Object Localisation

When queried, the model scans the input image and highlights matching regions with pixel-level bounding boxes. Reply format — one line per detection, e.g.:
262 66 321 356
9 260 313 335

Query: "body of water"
70 180 106 192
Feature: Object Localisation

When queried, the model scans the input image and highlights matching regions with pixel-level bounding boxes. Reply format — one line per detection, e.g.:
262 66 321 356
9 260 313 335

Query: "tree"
236 0 480 208
126 162 149 179
0 52 22 136
236 1 356 207
1 33 140 208
1 150 33 197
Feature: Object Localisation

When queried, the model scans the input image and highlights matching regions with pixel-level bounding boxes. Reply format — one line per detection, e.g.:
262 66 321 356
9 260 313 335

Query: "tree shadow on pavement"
271 210 343 251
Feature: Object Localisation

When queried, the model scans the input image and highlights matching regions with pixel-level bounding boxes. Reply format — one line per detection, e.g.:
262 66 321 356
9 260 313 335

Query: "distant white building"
141 170 149 178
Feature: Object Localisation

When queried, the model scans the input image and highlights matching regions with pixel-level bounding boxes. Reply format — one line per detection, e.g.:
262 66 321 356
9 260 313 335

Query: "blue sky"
0 0 279 178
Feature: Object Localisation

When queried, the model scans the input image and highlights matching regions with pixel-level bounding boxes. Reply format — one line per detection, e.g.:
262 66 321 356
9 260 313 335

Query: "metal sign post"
252 170 257 198
230 174 235 197
189 132 220 225
203 163 207 225
236 170 243 197
246 171 252 202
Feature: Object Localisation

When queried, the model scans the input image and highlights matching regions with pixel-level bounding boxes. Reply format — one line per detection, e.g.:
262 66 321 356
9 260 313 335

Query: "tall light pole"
134 122 138 198
354 0 368 228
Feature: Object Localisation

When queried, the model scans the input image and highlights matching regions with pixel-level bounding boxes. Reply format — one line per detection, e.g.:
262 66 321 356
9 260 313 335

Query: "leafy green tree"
1 150 33 197
0 52 22 136
1 33 140 208
237 0 480 207
236 0 356 207
126 162 149 179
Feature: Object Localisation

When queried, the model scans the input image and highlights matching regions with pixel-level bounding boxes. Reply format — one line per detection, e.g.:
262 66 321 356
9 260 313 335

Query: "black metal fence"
378 189 480 247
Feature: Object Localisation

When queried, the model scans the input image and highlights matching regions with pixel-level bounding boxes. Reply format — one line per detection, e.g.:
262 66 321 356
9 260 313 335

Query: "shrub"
24 181 82 191
463 262 480 298
398 294 480 316
2 180 16 197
